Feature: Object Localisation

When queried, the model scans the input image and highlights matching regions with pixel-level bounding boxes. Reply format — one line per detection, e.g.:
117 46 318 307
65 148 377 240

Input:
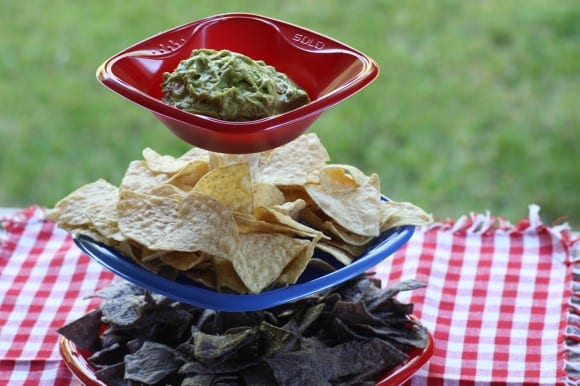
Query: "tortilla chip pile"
47 133 431 294
59 275 429 385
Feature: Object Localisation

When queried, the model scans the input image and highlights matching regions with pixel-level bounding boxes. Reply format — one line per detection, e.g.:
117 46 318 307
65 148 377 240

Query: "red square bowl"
96 13 379 153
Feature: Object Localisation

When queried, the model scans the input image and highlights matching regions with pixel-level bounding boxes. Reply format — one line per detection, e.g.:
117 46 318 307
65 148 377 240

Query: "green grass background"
1 0 578 227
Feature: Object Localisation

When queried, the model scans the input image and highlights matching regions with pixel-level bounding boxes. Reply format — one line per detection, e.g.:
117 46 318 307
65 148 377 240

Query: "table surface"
1 206 578 385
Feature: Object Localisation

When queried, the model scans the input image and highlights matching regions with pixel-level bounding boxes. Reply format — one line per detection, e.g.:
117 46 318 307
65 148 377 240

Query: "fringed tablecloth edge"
565 228 580 386
0 205 45 252
424 203 575 240
422 203 578 385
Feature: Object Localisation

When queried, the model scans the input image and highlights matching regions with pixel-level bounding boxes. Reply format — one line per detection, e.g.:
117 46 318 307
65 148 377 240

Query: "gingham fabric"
375 204 578 386
0 206 578 385
0 207 114 386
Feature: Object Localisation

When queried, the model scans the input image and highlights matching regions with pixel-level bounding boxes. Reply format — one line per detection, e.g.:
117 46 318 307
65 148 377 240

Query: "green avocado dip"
161 49 311 121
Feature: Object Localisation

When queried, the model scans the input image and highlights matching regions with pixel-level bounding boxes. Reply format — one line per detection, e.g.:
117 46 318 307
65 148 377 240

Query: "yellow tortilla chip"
259 133 329 186
321 220 373 246
279 185 316 207
209 152 262 181
380 200 433 231
323 238 367 257
117 240 171 274
276 237 317 286
254 204 324 241
142 147 189 174
296 205 328 231
177 146 211 163
159 251 208 271
46 179 116 226
117 189 180 246
149 184 186 200
70 227 114 246
167 160 209 191
214 257 249 294
304 173 381 237
139 247 166 262
318 164 370 192
183 269 217 290
314 242 354 266
252 182 286 208
193 163 253 214
233 233 311 293
270 199 306 220
120 160 169 193
234 212 318 240
117 189 239 258
46 179 124 241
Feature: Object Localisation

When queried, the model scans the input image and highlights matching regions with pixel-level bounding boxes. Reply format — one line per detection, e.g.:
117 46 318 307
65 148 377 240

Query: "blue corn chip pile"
58 274 428 386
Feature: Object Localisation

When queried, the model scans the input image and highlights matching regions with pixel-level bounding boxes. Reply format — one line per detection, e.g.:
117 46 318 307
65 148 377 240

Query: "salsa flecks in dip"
161 49 310 121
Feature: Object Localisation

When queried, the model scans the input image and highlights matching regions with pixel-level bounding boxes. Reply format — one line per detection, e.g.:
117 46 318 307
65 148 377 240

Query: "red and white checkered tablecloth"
0 205 578 385
0 207 115 386
376 205 578 385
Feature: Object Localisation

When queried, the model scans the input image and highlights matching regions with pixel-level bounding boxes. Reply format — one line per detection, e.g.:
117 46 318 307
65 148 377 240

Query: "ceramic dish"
59 317 433 386
96 13 379 153
73 224 414 312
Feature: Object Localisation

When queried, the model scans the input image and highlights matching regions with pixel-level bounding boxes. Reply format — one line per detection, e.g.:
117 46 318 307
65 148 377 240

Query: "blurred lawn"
1 0 578 227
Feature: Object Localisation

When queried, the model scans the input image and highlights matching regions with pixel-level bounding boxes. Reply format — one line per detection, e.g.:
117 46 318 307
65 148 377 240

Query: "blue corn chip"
124 341 184 384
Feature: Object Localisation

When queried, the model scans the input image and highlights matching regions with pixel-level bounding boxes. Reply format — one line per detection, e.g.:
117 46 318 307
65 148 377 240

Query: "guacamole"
161 49 311 121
